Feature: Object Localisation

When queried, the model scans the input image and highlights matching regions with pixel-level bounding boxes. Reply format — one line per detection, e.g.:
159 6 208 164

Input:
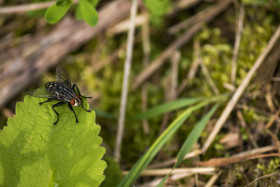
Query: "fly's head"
70 95 81 107
45 82 53 92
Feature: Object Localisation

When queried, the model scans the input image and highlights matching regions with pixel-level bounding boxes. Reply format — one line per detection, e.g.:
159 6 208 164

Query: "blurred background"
0 0 280 186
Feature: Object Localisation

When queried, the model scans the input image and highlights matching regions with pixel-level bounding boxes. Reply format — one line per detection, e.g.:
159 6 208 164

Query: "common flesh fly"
29 65 92 125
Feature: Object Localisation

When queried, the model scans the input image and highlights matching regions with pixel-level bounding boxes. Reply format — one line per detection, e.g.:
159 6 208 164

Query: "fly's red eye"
70 98 75 105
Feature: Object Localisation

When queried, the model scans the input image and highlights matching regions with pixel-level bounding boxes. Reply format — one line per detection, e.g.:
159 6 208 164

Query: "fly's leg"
39 98 53 105
72 84 92 112
80 98 91 112
68 103 78 123
52 102 65 125
72 84 92 99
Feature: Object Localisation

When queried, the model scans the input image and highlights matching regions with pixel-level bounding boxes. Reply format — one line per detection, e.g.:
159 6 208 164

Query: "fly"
29 65 92 125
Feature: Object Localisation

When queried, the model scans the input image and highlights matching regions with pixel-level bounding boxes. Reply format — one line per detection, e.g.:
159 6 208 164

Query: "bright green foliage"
0 96 106 187
45 0 73 24
77 0 98 26
131 98 204 120
77 0 99 14
194 14 276 96
44 0 99 26
257 158 280 175
143 0 170 16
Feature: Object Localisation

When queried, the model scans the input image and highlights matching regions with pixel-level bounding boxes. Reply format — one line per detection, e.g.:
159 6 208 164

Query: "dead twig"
168 0 231 34
0 0 78 14
114 0 138 163
202 26 280 153
265 109 280 129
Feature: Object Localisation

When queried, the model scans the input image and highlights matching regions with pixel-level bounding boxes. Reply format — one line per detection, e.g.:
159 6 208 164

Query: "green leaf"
78 0 98 26
87 0 100 7
157 104 219 187
44 0 72 24
101 157 122 187
0 96 106 186
143 0 170 16
131 98 204 120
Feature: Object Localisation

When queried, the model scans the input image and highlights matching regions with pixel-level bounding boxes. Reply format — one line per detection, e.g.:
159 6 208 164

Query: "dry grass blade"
114 0 138 163
265 109 280 129
199 153 280 167
148 149 202 169
202 26 280 153
141 13 151 134
231 3 244 83
235 145 277 157
122 167 215 176
205 170 222 187
107 14 148 34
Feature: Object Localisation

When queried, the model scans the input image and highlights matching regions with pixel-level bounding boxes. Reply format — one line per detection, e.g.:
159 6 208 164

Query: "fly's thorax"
45 82 58 95
45 81 76 102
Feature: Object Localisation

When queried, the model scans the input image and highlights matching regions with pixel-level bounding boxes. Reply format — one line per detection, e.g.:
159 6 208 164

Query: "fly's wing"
56 65 71 87
28 87 51 98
